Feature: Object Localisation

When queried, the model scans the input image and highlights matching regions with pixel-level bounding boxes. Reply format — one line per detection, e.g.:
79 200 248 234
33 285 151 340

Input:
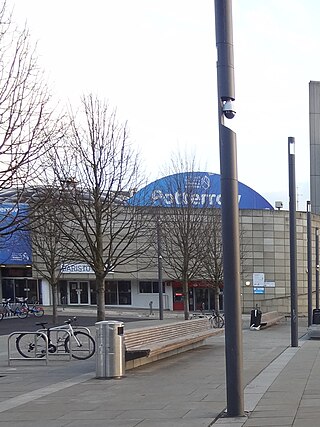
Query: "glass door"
172 286 184 311
69 282 79 304
194 288 209 311
68 281 89 304
79 281 89 304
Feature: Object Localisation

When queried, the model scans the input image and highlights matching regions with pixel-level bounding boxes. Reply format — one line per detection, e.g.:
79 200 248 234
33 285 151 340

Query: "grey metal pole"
316 228 319 309
157 217 164 320
288 137 298 347
307 201 312 327
214 0 244 417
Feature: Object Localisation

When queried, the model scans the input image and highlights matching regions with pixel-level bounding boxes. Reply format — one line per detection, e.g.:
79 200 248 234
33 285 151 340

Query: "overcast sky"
7 0 319 210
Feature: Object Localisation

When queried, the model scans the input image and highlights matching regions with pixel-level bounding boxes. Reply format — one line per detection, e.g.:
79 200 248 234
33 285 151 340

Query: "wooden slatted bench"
124 318 224 370
258 311 285 329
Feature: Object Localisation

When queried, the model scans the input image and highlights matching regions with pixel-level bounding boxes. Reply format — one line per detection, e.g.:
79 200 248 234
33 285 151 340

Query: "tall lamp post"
288 137 298 347
214 0 244 417
307 201 312 327
157 217 164 320
316 228 319 310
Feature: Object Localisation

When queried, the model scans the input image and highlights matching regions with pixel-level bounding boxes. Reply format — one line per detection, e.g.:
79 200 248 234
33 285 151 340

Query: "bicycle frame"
2 299 24 316
3 299 14 314
37 322 91 349
49 323 80 346
36 326 73 359
18 298 44 315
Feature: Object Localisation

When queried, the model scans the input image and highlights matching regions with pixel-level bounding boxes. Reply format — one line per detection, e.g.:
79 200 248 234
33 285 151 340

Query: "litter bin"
313 308 320 325
250 308 262 328
95 320 125 379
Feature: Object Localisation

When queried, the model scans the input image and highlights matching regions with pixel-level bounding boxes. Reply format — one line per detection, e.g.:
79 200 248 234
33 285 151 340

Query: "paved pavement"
0 309 319 426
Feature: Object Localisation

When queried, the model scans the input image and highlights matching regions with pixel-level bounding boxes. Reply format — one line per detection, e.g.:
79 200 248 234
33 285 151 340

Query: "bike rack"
7 324 93 365
8 331 49 366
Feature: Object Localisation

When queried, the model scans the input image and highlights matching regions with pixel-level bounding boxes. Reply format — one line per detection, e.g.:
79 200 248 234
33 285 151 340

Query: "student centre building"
3 80 320 314
0 165 319 317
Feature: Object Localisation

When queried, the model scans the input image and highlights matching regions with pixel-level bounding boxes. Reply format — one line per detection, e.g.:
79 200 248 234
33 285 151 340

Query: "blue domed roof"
127 172 273 210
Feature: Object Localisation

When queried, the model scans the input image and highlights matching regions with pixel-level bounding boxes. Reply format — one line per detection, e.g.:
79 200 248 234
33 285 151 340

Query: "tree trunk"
214 287 220 314
52 283 59 324
96 274 106 321
183 278 189 320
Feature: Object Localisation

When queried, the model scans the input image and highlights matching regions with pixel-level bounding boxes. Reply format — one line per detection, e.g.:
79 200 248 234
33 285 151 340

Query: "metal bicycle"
0 298 28 320
17 297 44 317
208 309 225 328
190 309 225 328
15 317 95 360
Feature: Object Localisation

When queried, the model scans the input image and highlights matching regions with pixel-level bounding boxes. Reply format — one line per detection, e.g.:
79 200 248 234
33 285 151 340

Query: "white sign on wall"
265 281 276 288
253 273 265 287
61 263 94 274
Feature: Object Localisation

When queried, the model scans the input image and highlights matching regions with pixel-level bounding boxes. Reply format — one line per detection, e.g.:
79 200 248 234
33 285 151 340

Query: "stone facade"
240 209 319 315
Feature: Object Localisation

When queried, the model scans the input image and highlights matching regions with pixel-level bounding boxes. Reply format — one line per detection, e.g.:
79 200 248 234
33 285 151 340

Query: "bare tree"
0 2 62 234
48 94 150 321
199 210 249 314
198 208 223 312
155 154 212 320
27 188 75 323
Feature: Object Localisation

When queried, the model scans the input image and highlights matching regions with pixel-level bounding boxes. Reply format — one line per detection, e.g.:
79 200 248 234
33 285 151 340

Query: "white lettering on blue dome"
127 172 273 210
150 189 225 206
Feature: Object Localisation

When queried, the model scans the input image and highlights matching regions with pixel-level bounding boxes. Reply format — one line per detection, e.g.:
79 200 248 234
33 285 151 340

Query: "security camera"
222 100 236 119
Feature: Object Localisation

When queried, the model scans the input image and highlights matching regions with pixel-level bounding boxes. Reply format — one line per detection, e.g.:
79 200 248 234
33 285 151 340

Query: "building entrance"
172 281 223 312
68 281 90 305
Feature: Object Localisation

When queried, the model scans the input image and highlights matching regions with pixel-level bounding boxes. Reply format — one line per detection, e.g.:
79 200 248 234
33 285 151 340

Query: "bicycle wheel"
0 311 3 321
16 333 47 358
64 331 95 360
17 307 28 319
213 314 224 328
33 307 45 317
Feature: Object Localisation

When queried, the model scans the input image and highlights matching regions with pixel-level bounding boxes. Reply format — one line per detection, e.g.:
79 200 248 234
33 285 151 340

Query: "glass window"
105 281 118 305
118 281 131 305
105 280 131 305
139 281 152 293
152 281 165 293
90 281 97 305
59 281 68 305
1 267 32 277
139 281 165 294
2 279 14 300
